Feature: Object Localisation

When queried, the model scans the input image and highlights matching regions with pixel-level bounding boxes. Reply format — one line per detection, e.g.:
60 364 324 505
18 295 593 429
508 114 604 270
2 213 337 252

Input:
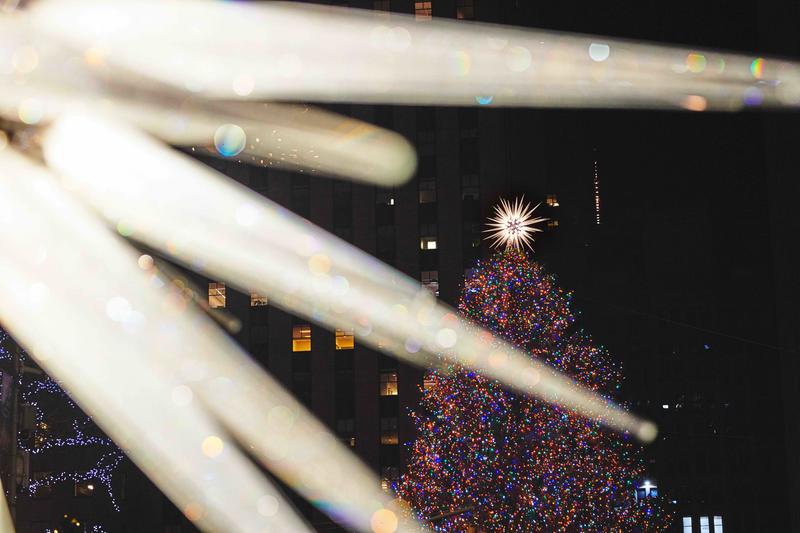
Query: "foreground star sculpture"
0 1 798 531
485 197 547 251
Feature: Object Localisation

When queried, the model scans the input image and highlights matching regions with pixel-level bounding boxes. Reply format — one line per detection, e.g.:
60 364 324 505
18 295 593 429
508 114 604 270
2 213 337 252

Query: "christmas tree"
398 200 669 531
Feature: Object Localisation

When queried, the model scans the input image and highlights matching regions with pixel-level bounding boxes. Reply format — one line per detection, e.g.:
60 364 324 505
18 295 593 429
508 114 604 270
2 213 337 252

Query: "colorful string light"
399 250 670 531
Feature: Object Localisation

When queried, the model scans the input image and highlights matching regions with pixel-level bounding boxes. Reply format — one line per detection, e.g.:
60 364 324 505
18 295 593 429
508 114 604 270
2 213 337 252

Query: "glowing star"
484 197 548 251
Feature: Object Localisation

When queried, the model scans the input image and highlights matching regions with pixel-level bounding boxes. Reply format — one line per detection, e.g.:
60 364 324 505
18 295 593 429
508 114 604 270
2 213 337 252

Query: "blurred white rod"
43 113 657 443
1 124 420 531
0 480 13 533
0 14 416 185
0 148 311 533
28 0 800 110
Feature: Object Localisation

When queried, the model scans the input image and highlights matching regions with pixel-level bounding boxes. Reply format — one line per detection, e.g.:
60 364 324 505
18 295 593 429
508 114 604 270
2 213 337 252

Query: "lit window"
74 479 96 497
456 0 474 19
683 517 692 533
547 219 559 229
713 516 723 533
208 282 226 308
419 180 436 203
700 516 710 533
414 1 432 20
292 324 311 352
250 292 268 307
421 270 439 296
335 328 355 350
380 371 398 396
380 466 400 492
380 417 399 444
420 237 437 250
546 194 560 207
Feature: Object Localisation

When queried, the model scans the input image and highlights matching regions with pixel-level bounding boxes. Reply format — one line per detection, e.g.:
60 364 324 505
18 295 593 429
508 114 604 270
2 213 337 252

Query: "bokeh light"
213 123 246 157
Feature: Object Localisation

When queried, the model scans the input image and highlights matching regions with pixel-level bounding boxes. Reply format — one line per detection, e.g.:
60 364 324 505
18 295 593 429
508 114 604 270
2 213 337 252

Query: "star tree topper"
484 197 548 251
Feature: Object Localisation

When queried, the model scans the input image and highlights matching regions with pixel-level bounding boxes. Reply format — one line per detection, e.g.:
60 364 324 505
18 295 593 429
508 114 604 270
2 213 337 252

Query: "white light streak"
0 14 416 185
26 0 800 110
0 150 312 532
0 148 414 533
43 114 657 444
0 480 12 533
484 197 547 251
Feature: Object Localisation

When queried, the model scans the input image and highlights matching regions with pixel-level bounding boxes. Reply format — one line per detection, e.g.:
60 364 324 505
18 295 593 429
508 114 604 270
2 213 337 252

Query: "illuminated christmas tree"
398 199 669 531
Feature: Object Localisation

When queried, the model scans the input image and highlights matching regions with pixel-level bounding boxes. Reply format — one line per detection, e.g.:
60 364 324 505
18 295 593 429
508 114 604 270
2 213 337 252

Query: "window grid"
456 0 474 19
419 179 437 204
380 417 399 444
421 270 439 296
380 371 398 396
335 328 355 350
208 282 226 308
292 324 312 352
414 1 432 20
250 292 268 307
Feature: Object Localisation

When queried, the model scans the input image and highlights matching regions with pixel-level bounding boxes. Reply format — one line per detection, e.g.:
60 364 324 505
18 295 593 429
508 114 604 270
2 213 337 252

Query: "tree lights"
399 250 670 531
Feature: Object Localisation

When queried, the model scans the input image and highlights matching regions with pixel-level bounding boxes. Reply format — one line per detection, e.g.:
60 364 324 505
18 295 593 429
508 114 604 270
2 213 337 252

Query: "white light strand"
0 148 314 533
26 0 800 110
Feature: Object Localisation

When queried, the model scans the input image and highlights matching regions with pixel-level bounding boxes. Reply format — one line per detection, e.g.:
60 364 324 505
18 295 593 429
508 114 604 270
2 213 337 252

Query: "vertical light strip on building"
593 159 601 225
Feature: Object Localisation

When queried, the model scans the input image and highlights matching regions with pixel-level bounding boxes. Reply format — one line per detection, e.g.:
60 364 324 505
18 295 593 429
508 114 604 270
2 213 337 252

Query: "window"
683 517 692 533
713 516 723 533
373 0 390 10
380 371 398 396
423 374 437 390
380 466 400 492
420 237 437 250
456 0 474 19
418 130 436 156
546 194 560 207
462 173 479 200
250 292 268 306
700 516 710 533
335 328 355 350
414 1 432 20
421 270 439 296
74 479 96 497
380 417 398 444
376 189 395 206
336 418 355 447
292 324 311 352
419 179 436 204
547 219 559 229
206 282 225 308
